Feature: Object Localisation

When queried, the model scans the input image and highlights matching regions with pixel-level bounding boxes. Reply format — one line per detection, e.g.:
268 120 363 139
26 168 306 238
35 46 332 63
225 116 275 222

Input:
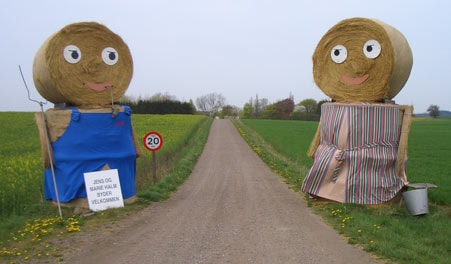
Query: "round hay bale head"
33 22 133 106
312 17 412 102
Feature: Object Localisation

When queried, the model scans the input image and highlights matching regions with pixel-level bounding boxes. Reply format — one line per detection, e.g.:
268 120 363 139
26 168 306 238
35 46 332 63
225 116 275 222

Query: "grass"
407 118 451 205
0 112 45 219
0 111 212 263
234 117 451 264
132 114 209 189
237 119 318 167
0 215 83 262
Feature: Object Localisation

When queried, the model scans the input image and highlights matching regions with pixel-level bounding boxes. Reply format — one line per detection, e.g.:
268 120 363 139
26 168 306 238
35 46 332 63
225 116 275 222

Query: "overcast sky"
1 0 450 113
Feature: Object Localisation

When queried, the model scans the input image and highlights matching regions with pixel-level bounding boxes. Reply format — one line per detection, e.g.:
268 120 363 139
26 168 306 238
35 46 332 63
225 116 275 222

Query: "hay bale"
33 22 133 106
312 18 413 102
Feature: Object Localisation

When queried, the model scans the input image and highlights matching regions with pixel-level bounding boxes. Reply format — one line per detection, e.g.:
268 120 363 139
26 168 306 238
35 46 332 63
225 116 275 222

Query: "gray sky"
1 0 450 113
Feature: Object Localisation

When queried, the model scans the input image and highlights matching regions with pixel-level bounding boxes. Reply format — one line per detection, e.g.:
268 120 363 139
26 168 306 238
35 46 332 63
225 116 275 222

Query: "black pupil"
109 52 116 60
71 51 79 59
334 49 340 56
366 45 373 52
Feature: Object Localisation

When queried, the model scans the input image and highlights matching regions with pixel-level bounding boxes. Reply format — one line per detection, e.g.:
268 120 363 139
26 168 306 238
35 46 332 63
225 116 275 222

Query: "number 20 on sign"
143 132 163 152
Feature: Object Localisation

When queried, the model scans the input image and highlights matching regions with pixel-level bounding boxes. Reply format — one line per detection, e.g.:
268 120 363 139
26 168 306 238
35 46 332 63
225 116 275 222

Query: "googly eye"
63 45 81 64
330 45 347 64
102 47 119 65
363 40 381 59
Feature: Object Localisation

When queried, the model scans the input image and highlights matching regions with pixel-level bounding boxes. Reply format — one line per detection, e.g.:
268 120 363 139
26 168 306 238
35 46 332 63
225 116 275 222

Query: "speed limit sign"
143 132 163 152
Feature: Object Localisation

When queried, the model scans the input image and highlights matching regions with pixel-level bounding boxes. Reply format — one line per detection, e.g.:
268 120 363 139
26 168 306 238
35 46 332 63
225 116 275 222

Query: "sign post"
143 132 163 184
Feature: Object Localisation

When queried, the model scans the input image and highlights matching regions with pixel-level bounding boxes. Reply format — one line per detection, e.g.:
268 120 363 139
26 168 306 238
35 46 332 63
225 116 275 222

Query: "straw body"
305 18 414 204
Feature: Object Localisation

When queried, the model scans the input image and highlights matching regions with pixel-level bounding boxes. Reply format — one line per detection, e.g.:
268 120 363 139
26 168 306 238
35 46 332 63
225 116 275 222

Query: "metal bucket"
403 188 429 216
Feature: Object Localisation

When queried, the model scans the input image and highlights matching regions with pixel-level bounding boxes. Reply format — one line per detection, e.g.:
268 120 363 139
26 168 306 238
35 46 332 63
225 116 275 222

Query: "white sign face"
84 169 124 211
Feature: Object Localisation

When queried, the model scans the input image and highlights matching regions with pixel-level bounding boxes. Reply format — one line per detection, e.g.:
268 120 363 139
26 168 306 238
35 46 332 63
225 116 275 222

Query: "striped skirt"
301 103 407 204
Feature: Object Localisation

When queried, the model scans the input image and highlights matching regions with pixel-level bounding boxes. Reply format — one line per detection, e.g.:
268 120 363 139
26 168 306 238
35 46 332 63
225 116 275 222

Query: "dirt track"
63 119 379 263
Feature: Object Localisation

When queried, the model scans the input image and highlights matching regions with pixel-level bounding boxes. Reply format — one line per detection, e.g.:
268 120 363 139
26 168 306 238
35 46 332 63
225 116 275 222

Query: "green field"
238 119 317 167
407 119 451 205
238 118 451 263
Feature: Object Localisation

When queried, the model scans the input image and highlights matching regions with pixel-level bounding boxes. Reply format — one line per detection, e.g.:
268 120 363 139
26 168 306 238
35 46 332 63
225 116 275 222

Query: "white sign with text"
84 169 124 211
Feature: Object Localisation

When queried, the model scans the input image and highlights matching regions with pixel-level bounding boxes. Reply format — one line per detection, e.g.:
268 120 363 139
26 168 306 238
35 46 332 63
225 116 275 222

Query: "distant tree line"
239 94 328 121
128 100 196 114
261 98 294 119
121 93 196 114
239 98 446 121
123 92 445 120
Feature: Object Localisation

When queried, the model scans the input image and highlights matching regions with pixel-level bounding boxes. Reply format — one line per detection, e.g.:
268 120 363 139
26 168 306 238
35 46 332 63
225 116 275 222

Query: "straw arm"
395 105 413 178
308 123 321 158
35 112 54 168
132 124 143 158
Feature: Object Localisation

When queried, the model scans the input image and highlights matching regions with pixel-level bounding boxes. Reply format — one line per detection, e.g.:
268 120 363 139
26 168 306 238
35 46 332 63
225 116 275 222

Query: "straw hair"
312 18 412 102
33 22 133 106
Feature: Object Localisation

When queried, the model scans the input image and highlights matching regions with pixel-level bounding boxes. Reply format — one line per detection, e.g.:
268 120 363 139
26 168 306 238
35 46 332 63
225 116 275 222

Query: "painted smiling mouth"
340 74 369 86
85 81 113 92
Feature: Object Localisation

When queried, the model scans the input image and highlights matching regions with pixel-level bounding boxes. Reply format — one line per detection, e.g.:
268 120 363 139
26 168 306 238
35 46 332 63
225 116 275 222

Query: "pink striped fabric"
301 103 406 204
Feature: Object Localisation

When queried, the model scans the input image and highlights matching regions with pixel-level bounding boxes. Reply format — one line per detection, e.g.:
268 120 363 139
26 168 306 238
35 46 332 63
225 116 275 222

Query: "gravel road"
63 119 379 264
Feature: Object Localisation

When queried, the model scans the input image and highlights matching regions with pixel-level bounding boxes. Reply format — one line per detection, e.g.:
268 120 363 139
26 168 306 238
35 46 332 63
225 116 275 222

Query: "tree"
262 98 294 119
254 94 261 118
249 94 269 119
427 105 440 118
262 104 276 119
242 102 254 119
219 105 236 118
149 92 177 102
260 98 269 111
299 98 317 113
195 93 226 114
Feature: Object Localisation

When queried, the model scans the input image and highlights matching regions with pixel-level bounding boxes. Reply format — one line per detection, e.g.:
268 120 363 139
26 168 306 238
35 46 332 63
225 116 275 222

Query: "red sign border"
143 131 163 152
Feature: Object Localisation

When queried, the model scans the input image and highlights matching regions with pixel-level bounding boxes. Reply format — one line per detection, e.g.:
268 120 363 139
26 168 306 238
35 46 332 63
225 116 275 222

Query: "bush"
290 111 320 121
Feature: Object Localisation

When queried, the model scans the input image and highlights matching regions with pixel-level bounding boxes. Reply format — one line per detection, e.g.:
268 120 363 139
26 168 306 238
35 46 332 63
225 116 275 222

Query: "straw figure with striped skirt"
33 22 141 209
301 18 413 204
